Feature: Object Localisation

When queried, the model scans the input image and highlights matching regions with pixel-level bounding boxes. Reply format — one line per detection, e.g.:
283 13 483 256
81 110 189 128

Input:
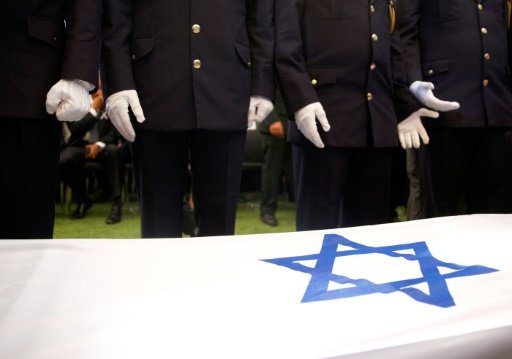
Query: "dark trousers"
406 148 424 220
132 129 246 238
292 143 393 230
59 144 124 203
419 127 512 217
259 132 293 215
0 117 60 239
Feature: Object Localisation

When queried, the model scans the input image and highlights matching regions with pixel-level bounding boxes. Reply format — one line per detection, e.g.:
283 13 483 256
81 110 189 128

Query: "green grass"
54 194 297 239
54 194 406 239
54 202 141 239
235 194 296 235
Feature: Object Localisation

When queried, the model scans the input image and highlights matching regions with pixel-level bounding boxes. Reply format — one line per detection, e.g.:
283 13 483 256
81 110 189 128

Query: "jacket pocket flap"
306 66 338 86
422 59 451 77
131 37 155 61
27 15 64 48
235 44 252 68
331 0 359 19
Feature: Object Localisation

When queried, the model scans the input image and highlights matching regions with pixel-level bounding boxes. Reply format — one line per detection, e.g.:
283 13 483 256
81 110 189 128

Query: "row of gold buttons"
192 24 201 69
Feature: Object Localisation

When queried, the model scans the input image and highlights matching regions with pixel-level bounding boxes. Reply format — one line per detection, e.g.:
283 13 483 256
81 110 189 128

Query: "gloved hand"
46 79 93 122
105 90 145 142
248 96 274 128
294 102 331 148
409 81 460 112
398 108 439 149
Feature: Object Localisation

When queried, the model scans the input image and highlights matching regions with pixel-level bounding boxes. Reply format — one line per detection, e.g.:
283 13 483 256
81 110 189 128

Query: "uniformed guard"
275 0 436 230
397 0 512 217
0 0 101 239
102 0 275 237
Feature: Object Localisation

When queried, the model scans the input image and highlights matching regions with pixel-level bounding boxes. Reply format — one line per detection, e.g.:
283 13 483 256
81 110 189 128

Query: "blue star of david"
262 234 498 308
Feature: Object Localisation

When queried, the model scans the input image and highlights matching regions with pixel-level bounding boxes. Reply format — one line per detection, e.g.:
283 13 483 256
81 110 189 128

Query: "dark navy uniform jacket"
397 0 512 128
102 0 275 132
0 0 101 119
275 0 421 147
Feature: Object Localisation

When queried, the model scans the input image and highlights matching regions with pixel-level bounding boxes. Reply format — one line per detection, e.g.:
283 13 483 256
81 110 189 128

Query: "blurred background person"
0 1 100 239
258 89 293 227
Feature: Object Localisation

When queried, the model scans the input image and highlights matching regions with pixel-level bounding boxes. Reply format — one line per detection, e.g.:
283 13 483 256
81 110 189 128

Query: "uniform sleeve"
247 0 276 100
390 17 423 121
508 6 512 78
274 0 319 115
395 0 423 83
101 0 136 95
61 0 101 88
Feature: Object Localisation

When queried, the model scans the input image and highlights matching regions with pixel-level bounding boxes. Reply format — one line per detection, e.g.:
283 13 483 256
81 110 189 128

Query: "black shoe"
105 202 122 224
260 213 278 227
71 200 93 220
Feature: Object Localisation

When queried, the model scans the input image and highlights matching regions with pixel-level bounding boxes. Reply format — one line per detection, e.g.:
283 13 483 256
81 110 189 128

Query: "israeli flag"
0 214 511 358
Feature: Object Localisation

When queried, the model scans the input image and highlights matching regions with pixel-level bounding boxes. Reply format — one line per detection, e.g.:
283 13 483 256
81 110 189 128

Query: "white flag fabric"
0 214 511 358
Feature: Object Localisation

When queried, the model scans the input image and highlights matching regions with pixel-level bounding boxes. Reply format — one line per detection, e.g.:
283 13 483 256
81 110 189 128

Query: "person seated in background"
60 84 125 224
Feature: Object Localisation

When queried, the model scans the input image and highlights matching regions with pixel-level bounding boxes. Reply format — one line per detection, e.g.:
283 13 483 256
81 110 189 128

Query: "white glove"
294 102 331 148
247 96 274 128
409 81 460 112
105 90 145 142
46 79 92 122
398 108 439 149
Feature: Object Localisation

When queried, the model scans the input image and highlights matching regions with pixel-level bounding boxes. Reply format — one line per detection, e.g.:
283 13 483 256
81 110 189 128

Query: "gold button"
311 79 318 86
193 59 202 69
192 24 201 34
478 4 483 11
370 5 375 12
484 53 491 60
483 79 489 87
371 34 379 42
367 92 373 101
481 27 487 34
427 69 434 76
370 63 376 71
